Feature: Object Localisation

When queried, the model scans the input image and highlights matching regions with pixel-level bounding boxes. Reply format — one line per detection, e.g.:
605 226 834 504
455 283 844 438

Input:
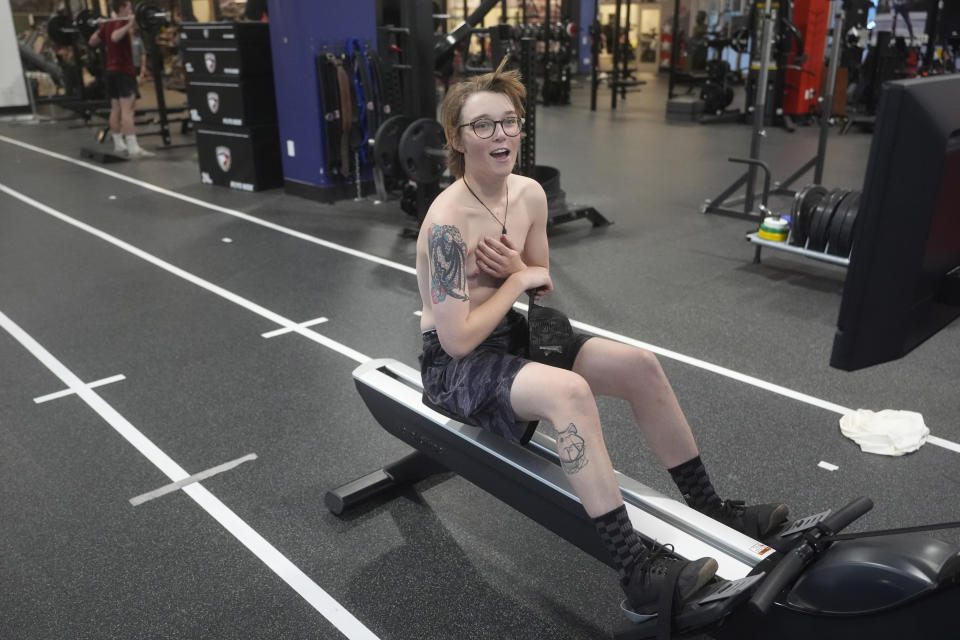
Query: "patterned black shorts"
420 310 592 443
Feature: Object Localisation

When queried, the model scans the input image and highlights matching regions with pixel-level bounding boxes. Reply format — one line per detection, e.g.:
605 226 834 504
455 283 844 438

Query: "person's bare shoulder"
509 174 547 224
420 182 469 238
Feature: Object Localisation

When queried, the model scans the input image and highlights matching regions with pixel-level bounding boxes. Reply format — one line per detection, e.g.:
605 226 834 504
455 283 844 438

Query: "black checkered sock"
669 455 723 512
592 504 647 581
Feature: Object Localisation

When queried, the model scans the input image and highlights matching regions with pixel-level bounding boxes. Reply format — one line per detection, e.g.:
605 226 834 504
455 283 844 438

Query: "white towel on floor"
839 409 929 456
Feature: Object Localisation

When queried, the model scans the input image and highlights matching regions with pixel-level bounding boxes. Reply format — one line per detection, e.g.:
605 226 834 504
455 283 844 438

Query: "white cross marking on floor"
33 373 126 404
261 316 328 338
130 453 258 506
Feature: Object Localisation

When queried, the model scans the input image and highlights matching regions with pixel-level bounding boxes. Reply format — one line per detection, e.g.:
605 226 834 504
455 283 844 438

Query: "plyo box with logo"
196 123 283 191
183 43 273 78
183 21 281 192
186 77 278 126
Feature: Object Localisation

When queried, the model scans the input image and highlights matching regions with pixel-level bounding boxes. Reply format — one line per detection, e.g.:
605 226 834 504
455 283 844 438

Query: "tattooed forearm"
429 224 469 303
556 423 588 474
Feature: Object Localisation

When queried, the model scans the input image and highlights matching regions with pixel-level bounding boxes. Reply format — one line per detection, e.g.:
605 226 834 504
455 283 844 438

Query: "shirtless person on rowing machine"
415 58 788 616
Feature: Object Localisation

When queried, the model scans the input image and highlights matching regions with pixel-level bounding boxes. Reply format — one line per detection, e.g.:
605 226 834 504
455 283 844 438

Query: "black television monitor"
831 74 960 371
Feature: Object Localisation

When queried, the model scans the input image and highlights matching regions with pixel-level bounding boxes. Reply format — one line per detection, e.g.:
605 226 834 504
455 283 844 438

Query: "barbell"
46 1 168 46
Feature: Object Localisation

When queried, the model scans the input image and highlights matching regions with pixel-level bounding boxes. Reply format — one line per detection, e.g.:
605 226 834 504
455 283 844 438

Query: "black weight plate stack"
807 189 849 252
399 118 446 184
790 184 828 247
372 115 411 180
831 190 861 257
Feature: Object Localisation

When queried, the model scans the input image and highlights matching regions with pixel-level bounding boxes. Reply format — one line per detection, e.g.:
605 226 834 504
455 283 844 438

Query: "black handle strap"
655 561 684 640
822 520 960 543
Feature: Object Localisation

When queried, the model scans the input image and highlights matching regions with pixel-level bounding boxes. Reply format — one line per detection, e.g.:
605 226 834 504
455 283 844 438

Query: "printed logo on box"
207 92 220 114
204 52 217 73
216 146 232 172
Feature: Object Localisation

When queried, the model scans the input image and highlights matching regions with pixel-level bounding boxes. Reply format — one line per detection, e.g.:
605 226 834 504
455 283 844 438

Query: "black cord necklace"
463 178 508 234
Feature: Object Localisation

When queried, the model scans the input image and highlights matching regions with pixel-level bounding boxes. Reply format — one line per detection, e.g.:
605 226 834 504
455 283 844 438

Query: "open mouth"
490 148 510 159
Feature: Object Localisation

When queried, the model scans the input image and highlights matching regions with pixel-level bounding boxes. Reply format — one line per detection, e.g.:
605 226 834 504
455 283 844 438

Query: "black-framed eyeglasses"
458 117 524 139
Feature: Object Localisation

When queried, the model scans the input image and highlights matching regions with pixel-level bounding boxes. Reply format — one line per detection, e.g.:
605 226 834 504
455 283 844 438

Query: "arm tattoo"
556 423 588 474
428 224 469 304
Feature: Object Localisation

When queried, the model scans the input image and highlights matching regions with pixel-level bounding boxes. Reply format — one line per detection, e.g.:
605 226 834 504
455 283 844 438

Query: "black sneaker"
623 543 718 615
705 499 789 539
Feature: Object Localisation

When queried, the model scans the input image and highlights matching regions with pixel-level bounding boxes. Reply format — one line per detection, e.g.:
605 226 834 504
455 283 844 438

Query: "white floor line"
1 150 957 455
0 135 416 275
927 436 960 455
130 453 258 506
0 183 369 366
570 321 854 415
0 309 380 640
34 373 126 403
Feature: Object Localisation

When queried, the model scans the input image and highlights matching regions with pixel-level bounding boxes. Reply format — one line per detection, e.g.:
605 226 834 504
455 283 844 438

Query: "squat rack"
702 0 845 221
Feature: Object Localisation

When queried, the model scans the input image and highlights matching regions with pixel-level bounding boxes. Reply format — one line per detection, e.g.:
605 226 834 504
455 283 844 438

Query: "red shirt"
98 20 136 75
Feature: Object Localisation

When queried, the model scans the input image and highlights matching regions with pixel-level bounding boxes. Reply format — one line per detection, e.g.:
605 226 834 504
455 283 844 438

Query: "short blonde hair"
440 56 526 179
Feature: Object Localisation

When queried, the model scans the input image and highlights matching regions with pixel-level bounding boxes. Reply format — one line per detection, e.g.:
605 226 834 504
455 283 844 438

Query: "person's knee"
627 348 664 384
551 371 596 417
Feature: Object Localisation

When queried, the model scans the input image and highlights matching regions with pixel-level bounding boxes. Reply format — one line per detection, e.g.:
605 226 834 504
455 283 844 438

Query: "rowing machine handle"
748 496 874 615
818 496 873 535
747 544 812 615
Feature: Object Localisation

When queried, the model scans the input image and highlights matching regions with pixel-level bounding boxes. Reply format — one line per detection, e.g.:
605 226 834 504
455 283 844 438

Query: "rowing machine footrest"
613 574 764 639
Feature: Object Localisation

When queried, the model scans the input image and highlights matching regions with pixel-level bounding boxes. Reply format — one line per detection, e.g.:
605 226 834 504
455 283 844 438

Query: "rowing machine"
328 358 960 639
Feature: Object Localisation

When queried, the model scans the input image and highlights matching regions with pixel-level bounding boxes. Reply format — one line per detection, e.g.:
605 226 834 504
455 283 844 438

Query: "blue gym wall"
266 0 376 194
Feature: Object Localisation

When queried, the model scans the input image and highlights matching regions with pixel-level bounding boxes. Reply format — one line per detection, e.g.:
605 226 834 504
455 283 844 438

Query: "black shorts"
420 310 593 444
104 71 138 100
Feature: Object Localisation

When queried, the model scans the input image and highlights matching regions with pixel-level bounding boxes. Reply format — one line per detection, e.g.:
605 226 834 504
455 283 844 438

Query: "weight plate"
75 8 100 39
790 185 809 220
399 117 446 184
827 191 857 256
789 184 815 241
135 1 165 31
372 115 411 180
807 189 848 253
834 191 861 257
791 184 827 247
47 14 76 47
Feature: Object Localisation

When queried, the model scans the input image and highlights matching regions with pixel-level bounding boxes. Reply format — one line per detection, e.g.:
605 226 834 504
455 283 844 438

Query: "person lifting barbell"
88 0 155 158
47 3 168 42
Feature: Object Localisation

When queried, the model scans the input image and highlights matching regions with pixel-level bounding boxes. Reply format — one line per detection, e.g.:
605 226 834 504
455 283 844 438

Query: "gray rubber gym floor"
1 76 958 640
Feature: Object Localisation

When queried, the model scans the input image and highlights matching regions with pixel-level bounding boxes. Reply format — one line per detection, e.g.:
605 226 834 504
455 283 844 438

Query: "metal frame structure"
703 0 844 221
